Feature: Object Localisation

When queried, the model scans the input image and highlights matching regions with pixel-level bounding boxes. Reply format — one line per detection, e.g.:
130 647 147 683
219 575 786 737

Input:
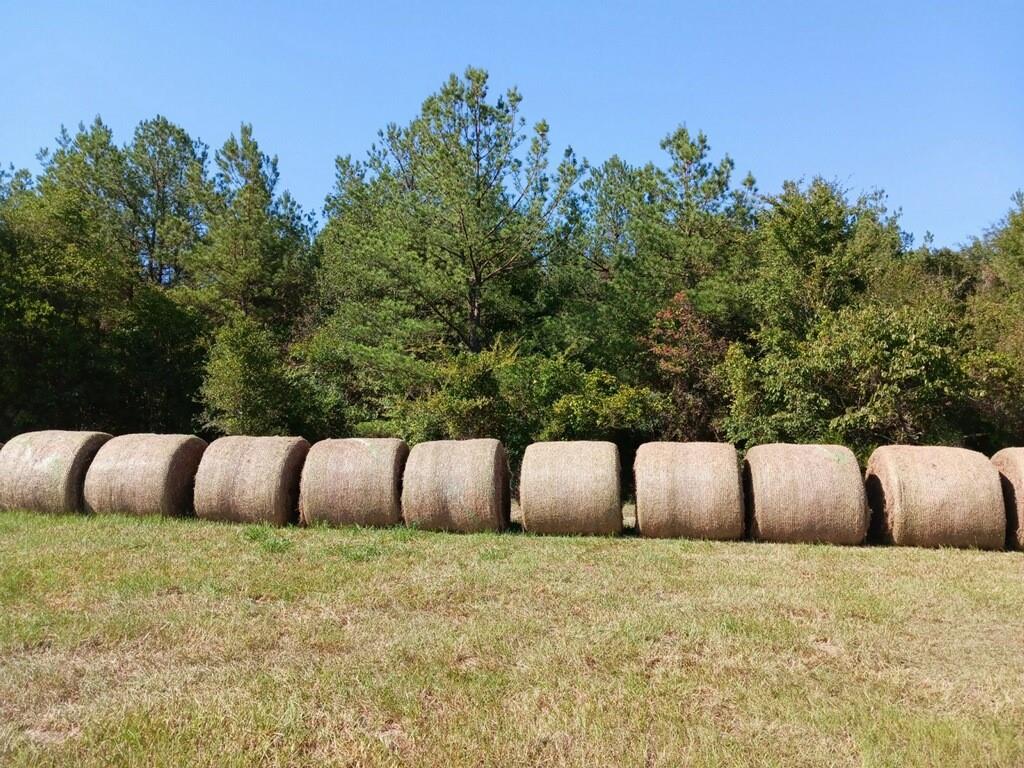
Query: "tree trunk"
467 284 482 353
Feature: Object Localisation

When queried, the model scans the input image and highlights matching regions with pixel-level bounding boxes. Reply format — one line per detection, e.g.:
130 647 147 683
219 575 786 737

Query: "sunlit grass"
1 510 1022 766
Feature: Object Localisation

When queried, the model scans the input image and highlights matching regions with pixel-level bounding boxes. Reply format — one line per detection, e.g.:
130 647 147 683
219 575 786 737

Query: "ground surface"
1 510 1022 767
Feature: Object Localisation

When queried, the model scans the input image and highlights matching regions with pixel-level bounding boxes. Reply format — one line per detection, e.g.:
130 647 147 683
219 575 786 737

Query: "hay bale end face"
520 441 622 536
0 430 112 514
991 447 1024 550
83 434 207 517
635 442 744 540
194 436 310 526
299 438 408 527
865 445 1005 550
401 439 509 533
745 443 867 545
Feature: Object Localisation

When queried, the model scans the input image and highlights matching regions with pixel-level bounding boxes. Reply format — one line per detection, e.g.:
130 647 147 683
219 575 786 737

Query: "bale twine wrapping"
520 441 622 536
0 430 112 514
991 448 1024 550
401 439 509 533
745 443 867 545
83 434 207 517
865 445 1005 549
635 442 744 540
299 438 408 527
194 436 310 525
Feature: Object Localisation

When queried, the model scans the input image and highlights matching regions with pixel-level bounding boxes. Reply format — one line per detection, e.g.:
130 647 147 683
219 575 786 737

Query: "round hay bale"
299 438 408 527
194 436 310 526
401 439 509 533
866 445 1004 549
520 441 622 536
991 447 1024 550
83 434 207 517
745 443 867 545
635 442 744 540
0 430 112 514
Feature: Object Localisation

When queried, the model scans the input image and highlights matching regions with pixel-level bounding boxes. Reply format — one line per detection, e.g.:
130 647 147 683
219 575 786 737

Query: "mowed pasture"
1 510 1023 767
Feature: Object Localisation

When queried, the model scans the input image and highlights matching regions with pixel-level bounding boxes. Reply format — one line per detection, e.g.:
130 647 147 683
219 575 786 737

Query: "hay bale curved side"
194 436 310 525
520 441 622 536
991 447 1024 550
83 434 207 517
299 438 408 527
865 445 1004 549
401 439 509 533
0 430 112 514
635 442 744 539
745 443 867 545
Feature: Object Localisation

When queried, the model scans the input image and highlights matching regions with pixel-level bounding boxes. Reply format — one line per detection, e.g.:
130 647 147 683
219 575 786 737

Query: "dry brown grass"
1 510 1023 766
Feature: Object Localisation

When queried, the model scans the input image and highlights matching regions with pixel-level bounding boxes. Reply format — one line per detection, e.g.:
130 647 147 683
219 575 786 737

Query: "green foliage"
722 303 973 456
0 70 1022 461
0 120 206 435
201 315 342 438
544 128 757 381
389 345 667 469
647 292 727 440
182 123 314 327
201 316 297 435
713 179 985 457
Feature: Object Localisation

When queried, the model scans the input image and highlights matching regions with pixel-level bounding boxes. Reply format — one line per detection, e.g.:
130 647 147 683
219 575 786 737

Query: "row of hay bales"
0 431 1022 549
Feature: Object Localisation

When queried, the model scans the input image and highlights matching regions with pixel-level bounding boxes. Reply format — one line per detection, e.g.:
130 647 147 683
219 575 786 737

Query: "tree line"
2 68 1022 472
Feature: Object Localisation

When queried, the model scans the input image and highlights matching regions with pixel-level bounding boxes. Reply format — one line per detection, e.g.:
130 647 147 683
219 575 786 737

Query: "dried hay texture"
299 438 408 527
83 433 207 517
866 445 1005 549
194 436 310 526
520 441 622 536
991 447 1024 550
0 430 112 514
745 443 868 545
635 442 744 540
401 439 509 533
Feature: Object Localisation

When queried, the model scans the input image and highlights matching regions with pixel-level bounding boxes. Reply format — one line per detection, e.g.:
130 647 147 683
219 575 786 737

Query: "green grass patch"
0 509 1022 766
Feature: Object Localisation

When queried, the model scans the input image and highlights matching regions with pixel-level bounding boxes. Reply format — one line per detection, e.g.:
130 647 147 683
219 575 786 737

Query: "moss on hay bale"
83 433 207 517
194 436 310 526
520 441 622 536
299 438 408 527
401 439 509 533
866 445 1005 549
745 443 867 545
635 442 744 540
0 430 112 514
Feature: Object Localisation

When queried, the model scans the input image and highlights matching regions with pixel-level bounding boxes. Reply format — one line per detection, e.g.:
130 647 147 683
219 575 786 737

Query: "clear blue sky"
2 1 1021 247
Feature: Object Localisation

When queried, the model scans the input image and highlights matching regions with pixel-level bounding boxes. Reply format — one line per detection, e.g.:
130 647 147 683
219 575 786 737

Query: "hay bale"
194 436 310 525
745 443 867 545
0 430 112 514
83 434 207 517
520 441 622 536
865 445 1004 549
635 442 744 540
991 448 1024 550
299 438 408 527
401 439 509 533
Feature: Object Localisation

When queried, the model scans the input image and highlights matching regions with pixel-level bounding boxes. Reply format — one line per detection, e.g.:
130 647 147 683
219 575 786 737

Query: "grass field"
1 510 1022 767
